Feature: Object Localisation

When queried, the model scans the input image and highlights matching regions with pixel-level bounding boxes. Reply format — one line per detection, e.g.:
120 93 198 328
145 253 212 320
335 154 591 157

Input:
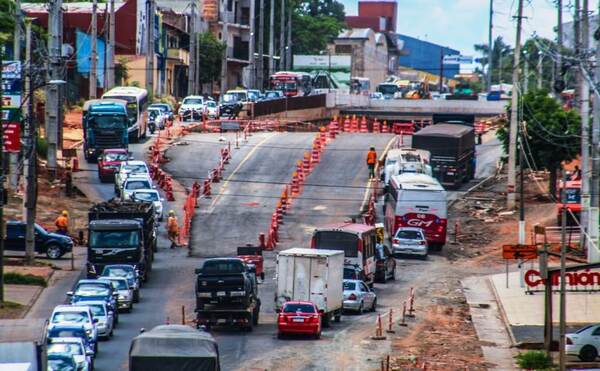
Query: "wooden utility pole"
90 0 98 98
590 0 600 262
487 0 493 91
279 0 285 71
45 0 62 178
188 0 196 94
559 173 568 370
24 17 36 264
286 5 291 70
507 0 524 210
10 0 22 189
555 0 564 94
220 1 229 93
257 0 265 89
145 0 155 96
268 0 275 77
248 0 256 88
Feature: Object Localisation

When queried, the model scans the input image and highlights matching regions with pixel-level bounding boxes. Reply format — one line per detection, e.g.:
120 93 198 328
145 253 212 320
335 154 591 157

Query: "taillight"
348 293 357 301
392 238 400 244
310 315 320 323
418 241 425 245
566 337 573 345
279 314 287 323
437 226 444 233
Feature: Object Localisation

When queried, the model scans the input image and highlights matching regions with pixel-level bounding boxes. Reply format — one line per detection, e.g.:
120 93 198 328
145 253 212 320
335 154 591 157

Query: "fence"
253 94 326 117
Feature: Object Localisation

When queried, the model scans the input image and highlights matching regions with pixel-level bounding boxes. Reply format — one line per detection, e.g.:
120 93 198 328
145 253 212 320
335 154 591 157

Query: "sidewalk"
462 276 516 371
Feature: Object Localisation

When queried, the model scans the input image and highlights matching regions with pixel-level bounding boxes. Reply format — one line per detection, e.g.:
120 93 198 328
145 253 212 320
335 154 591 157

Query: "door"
309 257 327 311
359 282 375 308
293 256 312 302
5 223 26 251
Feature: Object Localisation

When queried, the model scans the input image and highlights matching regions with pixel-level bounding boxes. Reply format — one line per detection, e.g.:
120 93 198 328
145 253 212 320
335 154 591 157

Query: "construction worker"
167 210 179 249
366 146 378 179
55 210 69 236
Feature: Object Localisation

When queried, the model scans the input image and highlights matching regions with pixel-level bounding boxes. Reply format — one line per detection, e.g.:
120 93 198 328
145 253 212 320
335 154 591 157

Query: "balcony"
167 48 189 65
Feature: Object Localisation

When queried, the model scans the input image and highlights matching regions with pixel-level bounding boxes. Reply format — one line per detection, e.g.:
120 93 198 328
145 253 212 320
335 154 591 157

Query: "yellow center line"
361 136 397 210
209 132 276 209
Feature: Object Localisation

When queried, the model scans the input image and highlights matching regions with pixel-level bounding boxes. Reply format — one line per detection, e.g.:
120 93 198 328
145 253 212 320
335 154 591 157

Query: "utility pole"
555 0 564 94
10 0 22 190
519 124 525 244
106 0 115 89
279 0 285 71
146 0 155 96
46 0 62 180
24 19 36 264
507 0 524 210
220 0 229 93
590 0 600 262
268 0 275 77
523 50 528 93
0 37 5 303
537 51 543 90
559 172 568 371
248 0 256 88
487 0 493 91
188 0 196 95
286 5 291 70
257 0 265 89
439 48 444 92
90 0 98 98
579 0 591 257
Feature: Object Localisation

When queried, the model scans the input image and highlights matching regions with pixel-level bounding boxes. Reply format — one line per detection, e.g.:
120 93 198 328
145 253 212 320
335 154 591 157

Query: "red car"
277 301 322 339
97 149 129 182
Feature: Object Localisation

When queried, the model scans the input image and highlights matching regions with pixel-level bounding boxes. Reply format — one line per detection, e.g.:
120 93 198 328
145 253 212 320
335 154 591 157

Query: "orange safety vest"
167 216 179 233
366 150 377 165
55 216 69 230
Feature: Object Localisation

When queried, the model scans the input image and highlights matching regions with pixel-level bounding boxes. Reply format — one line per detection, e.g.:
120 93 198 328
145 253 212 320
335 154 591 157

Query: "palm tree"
474 36 513 85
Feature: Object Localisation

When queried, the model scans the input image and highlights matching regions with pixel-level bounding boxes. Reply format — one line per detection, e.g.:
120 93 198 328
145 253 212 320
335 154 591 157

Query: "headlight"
118 295 126 300
85 329 92 335
230 291 246 297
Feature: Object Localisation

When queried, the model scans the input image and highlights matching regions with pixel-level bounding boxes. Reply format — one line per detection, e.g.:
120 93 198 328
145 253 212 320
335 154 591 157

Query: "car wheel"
370 298 377 312
358 302 364 315
580 345 598 362
46 244 63 259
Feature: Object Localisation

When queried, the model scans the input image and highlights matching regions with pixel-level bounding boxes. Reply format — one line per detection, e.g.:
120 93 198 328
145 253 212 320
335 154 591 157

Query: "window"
52 312 89 324
104 152 128 162
110 279 128 290
48 343 83 355
88 304 106 317
133 191 159 201
343 281 356 290
360 283 369 292
125 180 151 190
89 230 140 249
592 327 600 336
395 230 422 240
201 260 244 274
283 303 316 313
314 231 359 257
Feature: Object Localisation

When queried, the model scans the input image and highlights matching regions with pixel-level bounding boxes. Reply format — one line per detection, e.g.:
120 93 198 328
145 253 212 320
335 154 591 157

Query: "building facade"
345 0 397 33
396 34 459 80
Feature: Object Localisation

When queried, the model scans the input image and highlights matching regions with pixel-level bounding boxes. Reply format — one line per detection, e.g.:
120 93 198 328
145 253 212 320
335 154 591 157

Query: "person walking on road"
167 210 179 249
55 210 69 236
366 146 378 179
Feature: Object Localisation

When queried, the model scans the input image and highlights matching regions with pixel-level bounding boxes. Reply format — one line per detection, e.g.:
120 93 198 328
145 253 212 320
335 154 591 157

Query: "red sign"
525 269 600 288
502 244 537 260
3 122 20 153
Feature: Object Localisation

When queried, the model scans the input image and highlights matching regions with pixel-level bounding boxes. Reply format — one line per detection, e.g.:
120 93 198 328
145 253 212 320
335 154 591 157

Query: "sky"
340 0 599 71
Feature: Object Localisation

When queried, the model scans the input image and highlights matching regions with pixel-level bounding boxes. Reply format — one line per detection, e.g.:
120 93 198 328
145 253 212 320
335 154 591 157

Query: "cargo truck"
82 99 129 162
412 123 475 189
275 248 344 327
87 200 156 281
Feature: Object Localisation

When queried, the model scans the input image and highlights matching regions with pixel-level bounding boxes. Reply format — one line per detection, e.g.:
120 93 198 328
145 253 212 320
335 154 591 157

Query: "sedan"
104 276 134 312
68 279 119 324
97 149 129 182
48 305 98 351
84 300 115 340
149 103 174 122
204 100 219 119
375 244 396 283
277 301 322 339
567 324 600 361
131 189 164 221
47 337 94 371
392 227 428 258
47 353 78 371
120 176 153 200
47 324 97 357
100 264 141 302
343 279 377 314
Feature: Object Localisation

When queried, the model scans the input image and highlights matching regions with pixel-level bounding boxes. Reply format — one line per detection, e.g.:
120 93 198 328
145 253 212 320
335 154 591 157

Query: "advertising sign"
1 95 21 108
443 55 474 65
1 61 21 79
0 107 21 153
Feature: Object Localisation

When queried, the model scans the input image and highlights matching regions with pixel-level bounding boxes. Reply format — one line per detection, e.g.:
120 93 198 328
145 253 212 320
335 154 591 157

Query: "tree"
496 89 580 196
474 36 513 86
0 0 15 43
288 0 345 55
197 32 225 87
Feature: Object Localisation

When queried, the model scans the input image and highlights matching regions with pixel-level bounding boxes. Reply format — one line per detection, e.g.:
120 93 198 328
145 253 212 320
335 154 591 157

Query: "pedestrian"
167 210 179 249
571 165 581 181
366 146 378 179
55 210 69 236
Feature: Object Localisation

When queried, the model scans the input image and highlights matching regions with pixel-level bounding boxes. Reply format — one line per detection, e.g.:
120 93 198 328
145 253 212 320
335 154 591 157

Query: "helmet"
169 210 175 215
62 210 68 216
370 146 375 150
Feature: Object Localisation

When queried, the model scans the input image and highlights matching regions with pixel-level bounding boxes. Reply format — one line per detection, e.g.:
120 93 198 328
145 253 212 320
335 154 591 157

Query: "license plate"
217 291 226 297
217 319 227 324
293 318 304 323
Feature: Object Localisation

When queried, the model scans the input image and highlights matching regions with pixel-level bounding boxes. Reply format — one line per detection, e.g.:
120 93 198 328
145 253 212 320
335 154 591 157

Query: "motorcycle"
148 115 156 134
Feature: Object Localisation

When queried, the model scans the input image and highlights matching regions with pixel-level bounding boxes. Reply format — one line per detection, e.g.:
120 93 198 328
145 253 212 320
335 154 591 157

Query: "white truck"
275 248 344 327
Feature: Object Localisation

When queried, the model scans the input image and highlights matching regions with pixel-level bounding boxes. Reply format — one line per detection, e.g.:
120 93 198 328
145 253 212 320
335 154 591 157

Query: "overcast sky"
340 0 599 70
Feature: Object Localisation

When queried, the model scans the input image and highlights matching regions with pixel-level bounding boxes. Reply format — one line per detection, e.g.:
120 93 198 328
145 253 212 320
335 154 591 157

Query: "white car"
392 227 428 258
84 300 115 340
131 189 164 220
48 305 98 345
121 175 153 200
566 324 600 361
342 279 377 314
204 100 219 119
104 276 134 312
115 160 149 193
178 95 205 121
47 337 94 371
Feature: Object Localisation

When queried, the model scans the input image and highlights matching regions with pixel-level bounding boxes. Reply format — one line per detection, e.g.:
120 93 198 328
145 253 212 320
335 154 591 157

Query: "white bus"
384 173 448 249
382 148 431 186
102 86 149 142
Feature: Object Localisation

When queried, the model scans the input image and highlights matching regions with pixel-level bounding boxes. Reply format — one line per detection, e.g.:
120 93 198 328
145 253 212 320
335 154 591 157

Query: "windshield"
48 358 75 371
123 164 147 173
87 304 106 317
150 105 169 113
378 84 398 95
343 281 356 290
148 110 160 119
103 267 134 279
109 279 128 290
75 284 110 296
48 343 83 355
52 311 89 324
313 231 359 258
125 180 151 190
201 260 243 274
133 192 158 201
248 91 259 101
225 92 247 102
343 268 359 279
49 329 85 339
221 93 239 103
104 152 128 162
395 230 423 240
91 115 127 129
206 101 216 108
183 98 203 105
89 230 140 249
283 303 316 313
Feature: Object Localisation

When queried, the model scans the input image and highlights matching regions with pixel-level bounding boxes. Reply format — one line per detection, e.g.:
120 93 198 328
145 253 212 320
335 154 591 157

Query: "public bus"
384 173 448 249
102 86 149 142
311 223 376 286
269 71 310 97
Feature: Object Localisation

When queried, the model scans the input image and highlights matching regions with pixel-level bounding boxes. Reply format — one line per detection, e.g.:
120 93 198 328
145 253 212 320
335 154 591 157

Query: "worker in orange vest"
167 210 179 249
366 146 378 179
55 210 69 236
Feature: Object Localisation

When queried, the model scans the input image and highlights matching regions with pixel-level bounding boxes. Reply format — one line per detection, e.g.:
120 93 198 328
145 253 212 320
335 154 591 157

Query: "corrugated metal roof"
22 2 126 14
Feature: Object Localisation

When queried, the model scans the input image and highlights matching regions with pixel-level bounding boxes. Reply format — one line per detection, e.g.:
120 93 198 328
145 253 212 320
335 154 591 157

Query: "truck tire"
334 310 341 323
322 312 332 328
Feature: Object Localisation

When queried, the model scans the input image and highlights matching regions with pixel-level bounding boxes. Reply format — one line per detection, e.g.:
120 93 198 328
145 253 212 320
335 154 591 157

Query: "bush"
515 350 554 370
37 137 48 159
4 272 47 287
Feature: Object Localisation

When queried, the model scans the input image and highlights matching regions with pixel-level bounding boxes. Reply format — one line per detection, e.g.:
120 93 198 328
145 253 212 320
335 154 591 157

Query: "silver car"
84 301 115 340
392 227 428 258
104 277 134 312
47 337 94 371
343 279 377 314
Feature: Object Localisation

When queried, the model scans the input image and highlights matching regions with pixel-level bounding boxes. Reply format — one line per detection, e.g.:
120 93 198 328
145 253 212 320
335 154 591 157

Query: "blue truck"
82 99 129 162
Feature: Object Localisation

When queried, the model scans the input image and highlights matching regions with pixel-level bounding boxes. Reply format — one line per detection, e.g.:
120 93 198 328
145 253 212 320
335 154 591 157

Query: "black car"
218 93 243 119
4 221 73 259
375 244 396 283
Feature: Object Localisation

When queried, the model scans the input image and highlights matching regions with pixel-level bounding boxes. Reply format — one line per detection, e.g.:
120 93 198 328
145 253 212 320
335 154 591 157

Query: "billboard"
293 55 351 70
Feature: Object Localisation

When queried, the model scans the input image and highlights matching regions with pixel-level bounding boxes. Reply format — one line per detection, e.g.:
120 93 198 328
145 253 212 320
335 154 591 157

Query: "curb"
487 276 519 346
19 267 55 319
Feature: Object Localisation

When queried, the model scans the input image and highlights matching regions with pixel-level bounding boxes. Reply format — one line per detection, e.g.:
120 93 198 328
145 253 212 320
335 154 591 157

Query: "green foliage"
4 272 47 287
515 350 555 370
496 89 580 195
197 32 225 86
292 13 344 54
298 0 345 22
474 36 513 85
0 0 15 43
115 56 130 86
36 136 47 159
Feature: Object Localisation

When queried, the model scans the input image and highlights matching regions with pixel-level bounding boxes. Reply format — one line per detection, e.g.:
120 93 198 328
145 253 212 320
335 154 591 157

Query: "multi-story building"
396 34 460 80
346 0 398 33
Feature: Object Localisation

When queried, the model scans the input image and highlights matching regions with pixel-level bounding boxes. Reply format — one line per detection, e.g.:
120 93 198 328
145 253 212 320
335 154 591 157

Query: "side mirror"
66 291 74 297
140 328 146 334
194 268 201 274
93 318 99 324
86 350 94 356
113 292 119 297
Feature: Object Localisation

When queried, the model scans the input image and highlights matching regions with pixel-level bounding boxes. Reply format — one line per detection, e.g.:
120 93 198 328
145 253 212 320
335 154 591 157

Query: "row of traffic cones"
330 115 392 134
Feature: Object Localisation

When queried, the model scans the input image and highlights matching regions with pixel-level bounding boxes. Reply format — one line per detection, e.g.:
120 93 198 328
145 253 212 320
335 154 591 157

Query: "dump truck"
87 199 157 281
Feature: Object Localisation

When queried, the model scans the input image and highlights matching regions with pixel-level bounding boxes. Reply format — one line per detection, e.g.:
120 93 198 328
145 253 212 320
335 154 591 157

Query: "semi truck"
82 99 129 162
87 200 156 281
412 123 476 189
194 258 260 331
275 248 344 327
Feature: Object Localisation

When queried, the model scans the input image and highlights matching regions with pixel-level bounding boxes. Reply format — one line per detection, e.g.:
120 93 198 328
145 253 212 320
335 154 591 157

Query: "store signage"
443 55 473 64
525 269 600 288
502 244 538 260
3 122 20 153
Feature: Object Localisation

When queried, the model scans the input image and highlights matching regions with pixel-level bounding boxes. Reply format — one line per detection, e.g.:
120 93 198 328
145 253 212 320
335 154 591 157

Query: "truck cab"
83 100 129 162
195 258 257 309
